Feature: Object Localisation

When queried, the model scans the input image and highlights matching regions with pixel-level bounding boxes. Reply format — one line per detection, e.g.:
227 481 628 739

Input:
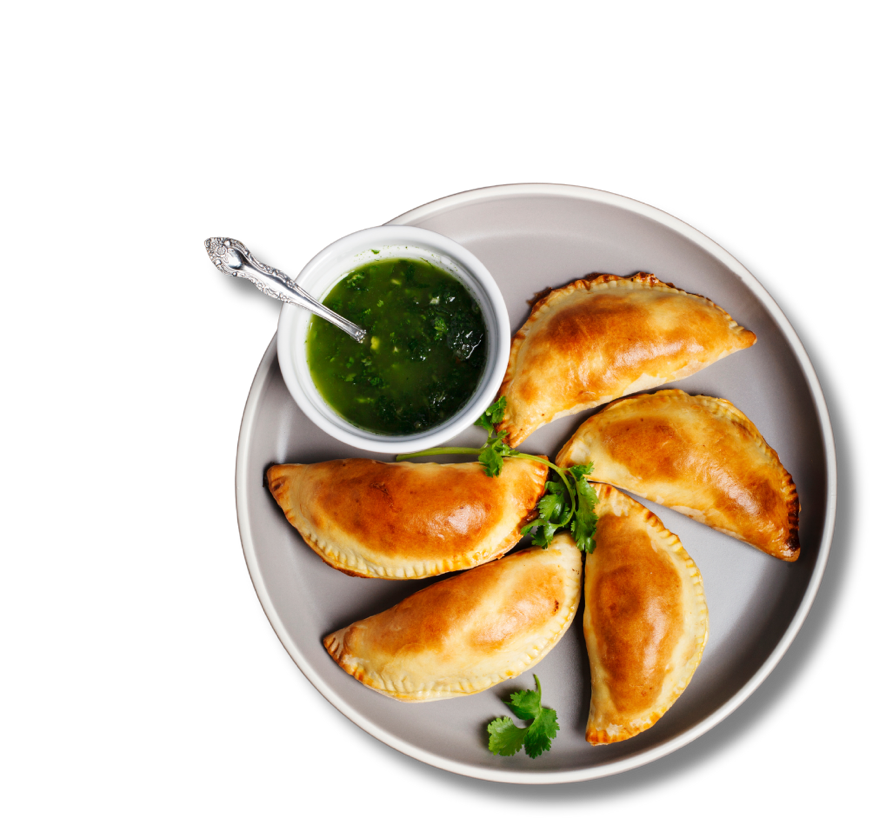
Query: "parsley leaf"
487 676 559 759
474 395 507 435
535 490 565 523
478 445 505 478
486 717 527 757
568 464 599 554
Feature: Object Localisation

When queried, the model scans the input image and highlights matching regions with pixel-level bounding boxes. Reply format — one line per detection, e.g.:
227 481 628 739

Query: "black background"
191 178 845 800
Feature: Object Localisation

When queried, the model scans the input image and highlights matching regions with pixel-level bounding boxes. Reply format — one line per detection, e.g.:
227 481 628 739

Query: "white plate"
235 183 836 783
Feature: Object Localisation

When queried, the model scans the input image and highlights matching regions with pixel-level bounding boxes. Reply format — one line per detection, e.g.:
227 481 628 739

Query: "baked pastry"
496 273 756 446
323 535 582 701
584 483 709 744
556 390 799 561
265 458 549 579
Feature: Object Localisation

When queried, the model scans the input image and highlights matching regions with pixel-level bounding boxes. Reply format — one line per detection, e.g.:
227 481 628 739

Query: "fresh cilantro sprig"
487 675 559 758
396 397 598 553
524 462 598 552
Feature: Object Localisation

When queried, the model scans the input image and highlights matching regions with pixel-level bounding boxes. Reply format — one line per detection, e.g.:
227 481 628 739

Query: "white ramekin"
276 225 510 453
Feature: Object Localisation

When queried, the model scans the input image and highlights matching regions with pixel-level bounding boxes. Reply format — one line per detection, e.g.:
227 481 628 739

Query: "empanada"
496 273 756 446
323 535 582 701
556 390 800 561
265 458 549 579
584 483 708 744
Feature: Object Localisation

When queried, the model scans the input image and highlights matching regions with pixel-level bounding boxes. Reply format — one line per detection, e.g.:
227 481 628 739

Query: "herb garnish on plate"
487 675 559 759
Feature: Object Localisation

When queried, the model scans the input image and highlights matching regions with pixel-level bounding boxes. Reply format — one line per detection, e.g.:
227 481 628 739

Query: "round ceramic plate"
235 184 836 783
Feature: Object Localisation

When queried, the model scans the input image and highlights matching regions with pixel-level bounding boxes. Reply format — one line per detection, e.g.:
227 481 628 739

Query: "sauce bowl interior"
276 225 510 454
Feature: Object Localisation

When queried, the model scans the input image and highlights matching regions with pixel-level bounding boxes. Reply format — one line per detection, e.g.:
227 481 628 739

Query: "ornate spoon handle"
204 237 367 343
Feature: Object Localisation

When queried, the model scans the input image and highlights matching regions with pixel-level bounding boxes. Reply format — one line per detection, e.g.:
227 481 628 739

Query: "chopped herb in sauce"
306 257 487 435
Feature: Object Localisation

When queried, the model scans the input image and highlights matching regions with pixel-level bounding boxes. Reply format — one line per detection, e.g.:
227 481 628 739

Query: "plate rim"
235 182 837 784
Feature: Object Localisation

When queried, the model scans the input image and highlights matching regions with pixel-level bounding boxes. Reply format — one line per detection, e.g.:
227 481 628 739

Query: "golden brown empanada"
556 390 799 561
265 458 549 579
584 483 708 744
496 273 756 446
323 535 582 701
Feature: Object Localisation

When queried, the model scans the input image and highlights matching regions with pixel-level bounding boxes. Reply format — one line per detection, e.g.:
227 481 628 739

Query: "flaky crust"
556 390 800 561
584 484 709 744
323 536 582 701
265 458 549 579
496 273 756 446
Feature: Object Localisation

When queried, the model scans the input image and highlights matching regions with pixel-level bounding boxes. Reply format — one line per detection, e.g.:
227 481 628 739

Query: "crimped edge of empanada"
323 600 575 702
265 460 550 579
497 272 757 446
556 390 800 561
585 484 709 745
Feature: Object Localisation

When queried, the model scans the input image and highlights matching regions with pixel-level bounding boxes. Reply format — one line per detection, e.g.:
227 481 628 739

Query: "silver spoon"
205 237 367 343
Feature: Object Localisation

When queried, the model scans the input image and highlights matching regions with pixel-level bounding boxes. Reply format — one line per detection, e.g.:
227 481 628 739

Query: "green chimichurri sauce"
306 256 488 435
